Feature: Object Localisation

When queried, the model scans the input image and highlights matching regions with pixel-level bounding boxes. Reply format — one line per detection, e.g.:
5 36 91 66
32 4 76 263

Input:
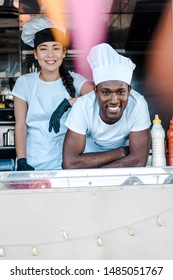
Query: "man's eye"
117 90 126 95
102 91 110 95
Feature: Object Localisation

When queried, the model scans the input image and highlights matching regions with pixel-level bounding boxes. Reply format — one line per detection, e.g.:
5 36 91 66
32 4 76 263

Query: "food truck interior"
0 0 172 160
1 0 173 261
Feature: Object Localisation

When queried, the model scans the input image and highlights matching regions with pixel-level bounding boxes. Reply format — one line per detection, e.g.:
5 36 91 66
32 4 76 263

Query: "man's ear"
94 86 98 96
128 85 132 95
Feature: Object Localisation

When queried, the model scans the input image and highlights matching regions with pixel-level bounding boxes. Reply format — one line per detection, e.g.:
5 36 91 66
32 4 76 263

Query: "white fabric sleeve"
12 75 29 102
70 71 88 97
65 98 88 135
131 96 151 131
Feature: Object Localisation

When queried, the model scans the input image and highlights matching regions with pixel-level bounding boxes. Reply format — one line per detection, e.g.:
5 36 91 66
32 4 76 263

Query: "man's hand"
49 98 71 134
17 158 35 171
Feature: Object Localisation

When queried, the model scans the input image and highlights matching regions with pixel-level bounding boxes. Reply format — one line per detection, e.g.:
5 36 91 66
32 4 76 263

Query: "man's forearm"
102 150 149 168
63 147 128 169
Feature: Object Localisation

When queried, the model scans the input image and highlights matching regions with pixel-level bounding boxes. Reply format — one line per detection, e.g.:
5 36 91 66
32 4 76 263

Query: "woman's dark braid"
59 63 76 98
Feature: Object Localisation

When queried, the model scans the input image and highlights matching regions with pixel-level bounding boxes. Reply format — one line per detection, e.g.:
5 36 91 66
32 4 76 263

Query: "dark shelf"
0 106 15 159
0 146 16 159
0 146 15 149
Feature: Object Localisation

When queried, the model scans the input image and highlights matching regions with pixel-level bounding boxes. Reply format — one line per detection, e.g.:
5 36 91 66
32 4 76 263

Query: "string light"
32 246 38 256
0 247 4 257
157 215 164 226
0 207 172 257
128 226 136 236
0 208 171 247
96 236 103 247
60 229 68 240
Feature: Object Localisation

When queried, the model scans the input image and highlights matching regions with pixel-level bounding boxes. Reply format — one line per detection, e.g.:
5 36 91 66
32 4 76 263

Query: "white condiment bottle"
151 114 166 167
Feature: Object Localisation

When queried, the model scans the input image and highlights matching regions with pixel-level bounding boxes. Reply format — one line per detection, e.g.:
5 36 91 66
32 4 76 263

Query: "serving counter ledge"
0 167 173 259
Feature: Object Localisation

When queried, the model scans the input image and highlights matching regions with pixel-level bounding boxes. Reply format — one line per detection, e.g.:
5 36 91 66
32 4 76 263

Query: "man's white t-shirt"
65 89 151 152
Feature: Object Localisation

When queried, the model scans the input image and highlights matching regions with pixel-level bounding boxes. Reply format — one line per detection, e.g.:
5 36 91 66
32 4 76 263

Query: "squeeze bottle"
151 114 166 167
167 116 173 166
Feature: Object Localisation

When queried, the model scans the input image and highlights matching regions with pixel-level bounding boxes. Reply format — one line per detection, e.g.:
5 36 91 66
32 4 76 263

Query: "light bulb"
128 226 135 236
61 230 68 240
96 236 103 246
0 247 4 257
32 246 38 256
157 215 164 226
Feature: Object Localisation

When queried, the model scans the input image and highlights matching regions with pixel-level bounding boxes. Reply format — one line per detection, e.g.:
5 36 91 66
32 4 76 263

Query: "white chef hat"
21 16 66 49
87 43 136 85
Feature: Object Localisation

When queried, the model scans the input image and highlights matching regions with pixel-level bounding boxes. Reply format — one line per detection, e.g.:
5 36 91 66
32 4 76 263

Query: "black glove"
49 98 71 134
17 158 35 171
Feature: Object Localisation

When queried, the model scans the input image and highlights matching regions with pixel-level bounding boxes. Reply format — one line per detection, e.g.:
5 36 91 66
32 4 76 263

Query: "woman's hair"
59 62 75 98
